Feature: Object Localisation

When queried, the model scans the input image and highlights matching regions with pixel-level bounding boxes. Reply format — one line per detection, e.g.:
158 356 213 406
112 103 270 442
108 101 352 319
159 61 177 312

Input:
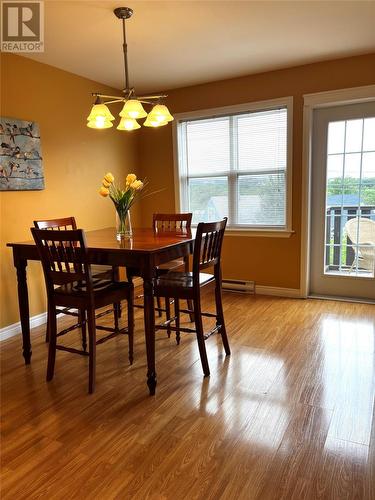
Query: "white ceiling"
25 0 375 93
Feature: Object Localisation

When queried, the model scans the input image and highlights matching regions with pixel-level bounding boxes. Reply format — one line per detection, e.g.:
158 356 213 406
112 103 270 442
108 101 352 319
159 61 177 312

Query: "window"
174 98 293 234
324 117 375 277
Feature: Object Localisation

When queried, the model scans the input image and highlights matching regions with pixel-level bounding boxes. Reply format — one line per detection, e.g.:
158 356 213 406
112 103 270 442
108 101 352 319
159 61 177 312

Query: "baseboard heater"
222 279 255 294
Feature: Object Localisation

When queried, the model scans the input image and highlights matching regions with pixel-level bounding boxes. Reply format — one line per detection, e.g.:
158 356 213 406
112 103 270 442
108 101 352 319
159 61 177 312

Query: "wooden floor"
1 292 375 499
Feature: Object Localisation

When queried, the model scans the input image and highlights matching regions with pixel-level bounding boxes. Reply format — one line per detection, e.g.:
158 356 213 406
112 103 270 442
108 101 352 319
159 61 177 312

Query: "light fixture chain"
122 18 130 92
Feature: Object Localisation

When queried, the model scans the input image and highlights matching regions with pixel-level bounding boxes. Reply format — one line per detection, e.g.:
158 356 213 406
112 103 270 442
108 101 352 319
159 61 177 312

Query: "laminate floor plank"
1 293 374 499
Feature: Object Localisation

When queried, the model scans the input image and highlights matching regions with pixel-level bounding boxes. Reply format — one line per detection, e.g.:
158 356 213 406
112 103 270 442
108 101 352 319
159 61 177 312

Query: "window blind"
180 106 288 227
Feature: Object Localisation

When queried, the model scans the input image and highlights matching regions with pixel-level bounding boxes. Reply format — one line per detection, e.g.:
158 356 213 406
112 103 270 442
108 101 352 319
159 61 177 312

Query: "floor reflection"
321 315 375 446
194 344 289 450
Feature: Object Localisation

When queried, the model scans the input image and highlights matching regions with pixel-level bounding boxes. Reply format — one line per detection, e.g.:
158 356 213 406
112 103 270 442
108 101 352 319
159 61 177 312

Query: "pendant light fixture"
87 7 173 131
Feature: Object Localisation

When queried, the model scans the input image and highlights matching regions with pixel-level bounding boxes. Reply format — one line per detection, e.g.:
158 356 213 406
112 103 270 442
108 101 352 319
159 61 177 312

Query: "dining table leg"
143 275 157 395
14 255 32 364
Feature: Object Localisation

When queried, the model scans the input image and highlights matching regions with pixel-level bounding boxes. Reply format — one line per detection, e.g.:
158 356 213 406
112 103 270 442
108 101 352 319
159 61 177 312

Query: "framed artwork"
0 117 44 191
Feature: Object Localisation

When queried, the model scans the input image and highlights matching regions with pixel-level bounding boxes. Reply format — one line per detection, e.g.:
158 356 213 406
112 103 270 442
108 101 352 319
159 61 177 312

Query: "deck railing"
325 205 375 269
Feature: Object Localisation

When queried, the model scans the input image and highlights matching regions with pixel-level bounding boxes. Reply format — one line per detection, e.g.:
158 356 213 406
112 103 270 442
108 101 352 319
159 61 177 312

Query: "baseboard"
0 278 145 343
256 285 302 298
0 279 145 342
0 311 48 342
0 282 301 342
134 277 301 299
308 293 375 305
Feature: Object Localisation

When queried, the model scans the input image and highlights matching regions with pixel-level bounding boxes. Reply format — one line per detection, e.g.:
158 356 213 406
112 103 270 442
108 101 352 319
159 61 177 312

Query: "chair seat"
54 279 133 309
154 271 214 298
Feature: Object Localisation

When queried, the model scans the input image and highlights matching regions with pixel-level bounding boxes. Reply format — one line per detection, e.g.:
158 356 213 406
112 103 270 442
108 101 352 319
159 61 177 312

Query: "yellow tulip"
126 173 137 186
130 180 144 190
102 179 111 188
104 172 114 184
99 186 109 197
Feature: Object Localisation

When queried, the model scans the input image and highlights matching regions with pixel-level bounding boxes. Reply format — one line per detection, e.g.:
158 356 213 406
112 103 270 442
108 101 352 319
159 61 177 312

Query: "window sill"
224 228 295 238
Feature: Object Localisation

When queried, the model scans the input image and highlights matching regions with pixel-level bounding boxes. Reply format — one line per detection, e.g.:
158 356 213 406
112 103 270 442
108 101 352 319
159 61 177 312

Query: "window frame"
172 97 294 237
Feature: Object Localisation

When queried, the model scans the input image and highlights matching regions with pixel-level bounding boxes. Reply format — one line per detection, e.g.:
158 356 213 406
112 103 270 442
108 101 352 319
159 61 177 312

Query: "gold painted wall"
1 53 374 329
137 54 375 290
0 54 139 328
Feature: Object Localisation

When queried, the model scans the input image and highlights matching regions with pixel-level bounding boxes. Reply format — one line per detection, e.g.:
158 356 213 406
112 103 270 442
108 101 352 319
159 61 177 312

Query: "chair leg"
113 302 120 332
156 296 163 317
46 302 57 382
165 297 171 338
79 309 87 352
184 256 194 322
127 293 134 365
193 297 210 377
87 307 96 394
187 299 194 322
126 268 133 283
126 270 136 328
45 310 50 343
215 283 230 356
174 298 180 345
113 266 122 318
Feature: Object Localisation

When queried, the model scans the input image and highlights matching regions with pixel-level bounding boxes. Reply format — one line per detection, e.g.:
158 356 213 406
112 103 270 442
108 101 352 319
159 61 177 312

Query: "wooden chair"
34 217 77 230
34 217 118 341
31 228 134 394
34 217 115 280
153 213 194 328
152 213 193 274
127 213 194 335
152 213 193 232
154 218 230 377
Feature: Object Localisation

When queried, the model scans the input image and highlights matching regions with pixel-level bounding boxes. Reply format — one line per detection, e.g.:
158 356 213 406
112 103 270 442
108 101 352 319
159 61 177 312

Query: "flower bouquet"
99 172 145 240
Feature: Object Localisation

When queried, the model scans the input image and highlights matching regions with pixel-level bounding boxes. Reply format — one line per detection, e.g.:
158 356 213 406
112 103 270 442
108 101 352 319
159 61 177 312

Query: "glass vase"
115 209 132 240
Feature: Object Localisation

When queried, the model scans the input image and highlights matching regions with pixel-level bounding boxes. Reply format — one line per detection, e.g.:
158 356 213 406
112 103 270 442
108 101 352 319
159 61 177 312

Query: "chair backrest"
345 217 375 244
34 217 77 230
193 218 227 277
153 213 192 231
31 228 93 296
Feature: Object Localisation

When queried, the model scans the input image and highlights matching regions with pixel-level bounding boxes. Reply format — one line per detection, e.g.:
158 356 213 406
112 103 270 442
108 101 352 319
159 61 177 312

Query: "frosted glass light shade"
117 117 141 131
87 117 113 129
149 104 174 123
143 115 168 128
120 99 147 119
87 103 115 122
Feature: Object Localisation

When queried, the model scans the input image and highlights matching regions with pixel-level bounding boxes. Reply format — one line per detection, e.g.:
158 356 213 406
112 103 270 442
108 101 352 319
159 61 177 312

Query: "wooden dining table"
7 227 195 395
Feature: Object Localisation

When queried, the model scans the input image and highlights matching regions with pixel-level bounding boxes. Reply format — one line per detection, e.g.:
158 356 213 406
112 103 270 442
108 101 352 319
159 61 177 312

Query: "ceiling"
25 1 375 93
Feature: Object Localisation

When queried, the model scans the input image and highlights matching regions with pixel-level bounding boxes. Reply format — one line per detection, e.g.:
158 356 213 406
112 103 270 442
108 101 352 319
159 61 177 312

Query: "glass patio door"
310 101 375 301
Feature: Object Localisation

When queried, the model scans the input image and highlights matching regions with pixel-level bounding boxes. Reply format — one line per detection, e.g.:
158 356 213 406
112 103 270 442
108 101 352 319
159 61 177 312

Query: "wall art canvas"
0 117 44 191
